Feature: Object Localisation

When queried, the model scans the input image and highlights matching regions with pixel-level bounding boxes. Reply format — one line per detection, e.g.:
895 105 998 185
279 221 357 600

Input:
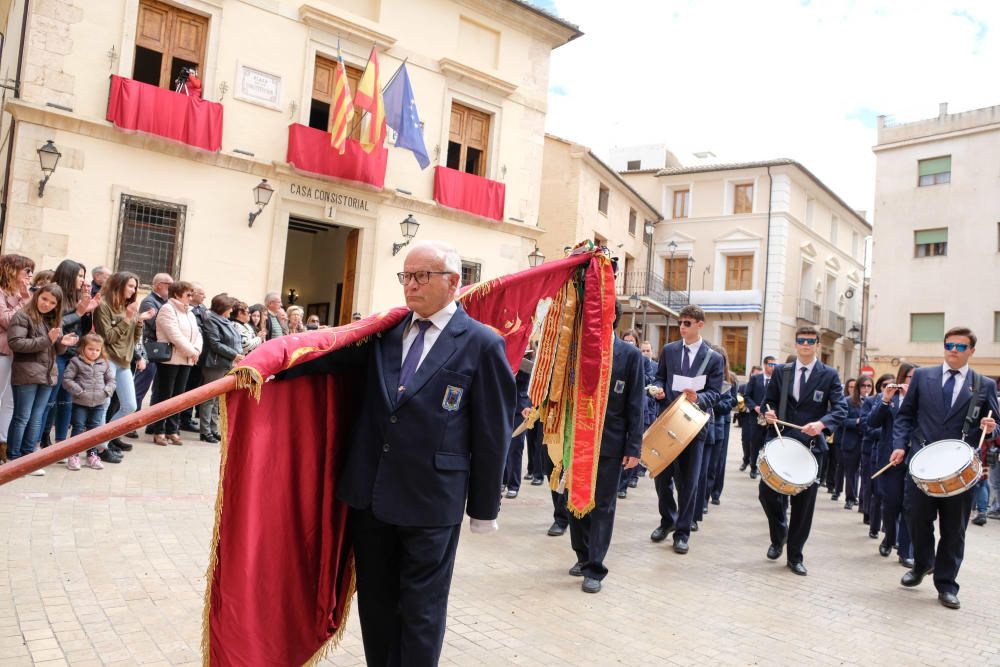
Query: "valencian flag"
382 63 429 169
203 244 615 665
328 41 355 154
354 46 386 153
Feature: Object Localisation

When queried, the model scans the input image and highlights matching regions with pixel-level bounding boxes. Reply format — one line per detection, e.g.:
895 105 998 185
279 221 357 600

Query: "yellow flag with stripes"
329 43 355 154
354 47 386 154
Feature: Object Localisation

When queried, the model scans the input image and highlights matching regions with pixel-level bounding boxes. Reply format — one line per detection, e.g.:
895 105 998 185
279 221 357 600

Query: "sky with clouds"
533 0 999 220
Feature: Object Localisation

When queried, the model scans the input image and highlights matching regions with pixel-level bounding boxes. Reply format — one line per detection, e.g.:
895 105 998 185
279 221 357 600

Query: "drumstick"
763 404 806 432
871 461 895 480
977 410 994 449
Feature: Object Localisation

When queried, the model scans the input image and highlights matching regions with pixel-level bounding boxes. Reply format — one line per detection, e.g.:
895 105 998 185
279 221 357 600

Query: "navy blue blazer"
892 365 1000 460
763 361 847 452
653 340 724 418
513 369 531 418
643 356 659 428
860 395 882 458
868 394 905 490
600 338 645 460
742 371 772 415
838 400 865 453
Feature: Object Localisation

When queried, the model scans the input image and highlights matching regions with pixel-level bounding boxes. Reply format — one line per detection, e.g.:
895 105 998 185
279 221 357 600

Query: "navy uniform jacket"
763 361 847 452
838 400 865 453
868 394 904 491
892 366 1000 461
653 340 724 416
601 338 645 460
513 369 531 418
742 371 770 415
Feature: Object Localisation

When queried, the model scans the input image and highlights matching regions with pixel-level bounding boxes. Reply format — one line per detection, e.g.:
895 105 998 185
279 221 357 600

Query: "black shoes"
787 561 808 576
972 512 988 526
868 530 879 539
179 420 200 433
617 490 627 499
530 477 544 486
749 470 758 479
568 562 583 577
628 478 638 488
505 489 518 499
710 498 720 506
901 567 933 587
99 448 122 464
582 577 601 594
125 431 139 439
879 543 891 557
200 434 220 444
844 501 854 510
766 544 783 560
111 438 132 452
691 521 699 532
899 556 915 568
547 522 567 537
739 463 748 472
938 592 960 609
672 536 689 554
831 493 840 501
650 526 671 542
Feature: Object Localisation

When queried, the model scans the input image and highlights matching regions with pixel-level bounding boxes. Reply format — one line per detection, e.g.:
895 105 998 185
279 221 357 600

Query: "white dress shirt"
792 358 818 401
681 337 704 372
401 301 457 371
941 362 969 408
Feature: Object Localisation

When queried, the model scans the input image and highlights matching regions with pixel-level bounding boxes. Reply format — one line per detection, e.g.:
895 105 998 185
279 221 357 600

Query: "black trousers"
740 419 753 466
758 452 825 564
709 420 730 502
569 456 623 580
149 364 191 435
526 421 541 479
503 432 523 492
543 448 570 529
837 448 861 501
349 507 461 667
823 442 840 490
749 423 767 473
654 433 704 539
180 364 203 423
904 475 972 595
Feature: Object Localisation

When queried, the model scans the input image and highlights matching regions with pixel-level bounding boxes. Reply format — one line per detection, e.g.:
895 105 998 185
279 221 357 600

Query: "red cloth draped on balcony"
286 123 388 188
106 75 223 151
204 249 612 666
433 165 506 221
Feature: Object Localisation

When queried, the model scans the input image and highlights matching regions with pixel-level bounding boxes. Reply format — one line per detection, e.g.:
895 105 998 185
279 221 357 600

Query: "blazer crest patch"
442 385 464 411
614 379 626 394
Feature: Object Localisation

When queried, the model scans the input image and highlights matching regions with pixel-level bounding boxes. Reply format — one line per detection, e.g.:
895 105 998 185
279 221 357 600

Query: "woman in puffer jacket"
198 294 244 443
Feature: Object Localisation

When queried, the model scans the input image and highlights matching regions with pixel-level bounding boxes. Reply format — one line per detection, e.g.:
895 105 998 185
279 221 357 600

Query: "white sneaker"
28 468 46 477
66 455 81 471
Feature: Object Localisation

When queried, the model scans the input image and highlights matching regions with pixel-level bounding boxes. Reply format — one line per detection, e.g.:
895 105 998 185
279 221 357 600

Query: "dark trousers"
569 456 623 581
133 361 157 408
837 448 861 502
149 364 192 435
749 423 766 473
904 476 972 595
503 433 524 492
859 450 874 515
543 449 570 529
708 420 730 502
349 507 461 667
823 443 840 491
180 364 203 423
654 434 704 539
739 419 752 466
879 480 911 556
526 422 541 479
758 452 825 564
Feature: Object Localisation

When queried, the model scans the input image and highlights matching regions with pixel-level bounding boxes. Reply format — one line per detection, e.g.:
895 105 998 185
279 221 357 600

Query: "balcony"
616 270 690 311
286 123 388 189
688 289 763 314
433 166 505 221
106 75 223 152
797 298 821 323
825 310 846 336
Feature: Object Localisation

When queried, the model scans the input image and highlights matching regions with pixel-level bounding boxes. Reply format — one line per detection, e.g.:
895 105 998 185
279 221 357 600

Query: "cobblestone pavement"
2 427 999 666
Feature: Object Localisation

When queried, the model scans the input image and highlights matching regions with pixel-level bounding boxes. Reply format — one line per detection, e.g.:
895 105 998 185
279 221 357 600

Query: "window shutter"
915 229 948 244
910 313 945 342
918 157 951 176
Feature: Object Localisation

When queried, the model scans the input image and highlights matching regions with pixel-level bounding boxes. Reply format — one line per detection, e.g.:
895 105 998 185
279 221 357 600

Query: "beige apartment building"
622 158 870 378
0 0 579 323
869 103 1000 377
537 134 665 334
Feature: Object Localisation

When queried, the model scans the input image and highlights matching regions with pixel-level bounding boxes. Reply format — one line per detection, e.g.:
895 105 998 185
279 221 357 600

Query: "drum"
908 439 981 498
641 395 709 477
757 437 818 496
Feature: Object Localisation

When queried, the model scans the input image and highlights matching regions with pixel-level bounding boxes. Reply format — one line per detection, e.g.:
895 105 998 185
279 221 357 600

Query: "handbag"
145 340 173 362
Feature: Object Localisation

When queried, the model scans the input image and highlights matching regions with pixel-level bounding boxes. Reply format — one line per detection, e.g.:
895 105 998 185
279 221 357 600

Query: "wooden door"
339 229 359 325
135 0 207 88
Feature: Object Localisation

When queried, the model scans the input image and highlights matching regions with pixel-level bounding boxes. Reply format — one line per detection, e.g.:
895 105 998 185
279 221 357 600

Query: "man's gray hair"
264 291 282 304
410 240 462 285
92 266 110 278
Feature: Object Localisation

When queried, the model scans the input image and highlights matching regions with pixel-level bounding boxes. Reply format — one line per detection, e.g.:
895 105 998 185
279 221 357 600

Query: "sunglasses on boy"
795 337 817 345
678 319 698 328
944 342 969 352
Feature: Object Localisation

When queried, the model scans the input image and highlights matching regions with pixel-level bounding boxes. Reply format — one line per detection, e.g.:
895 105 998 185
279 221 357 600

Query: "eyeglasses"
795 337 817 345
766 362 777 367
944 342 969 352
678 319 697 328
397 271 452 285
860 383 873 388
184 292 194 297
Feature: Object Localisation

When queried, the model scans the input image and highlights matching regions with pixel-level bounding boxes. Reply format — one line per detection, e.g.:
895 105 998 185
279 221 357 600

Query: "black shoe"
749 470 758 479
787 561 808 576
938 592 960 609
673 537 689 554
868 530 879 539
831 493 840 501
901 568 933 587
691 521 699 532
862 516 870 525
547 522 567 537
568 562 583 577
108 442 124 455
531 477 543 486
212 432 222 440
522 472 532 480
99 448 122 464
702 505 709 515
111 438 132 452
767 544 783 560
179 421 199 433
899 556 915 569
200 434 220 444
739 463 748 472
650 526 671 542
505 489 519 499
710 498 720 506
145 425 156 435
582 577 602 594
844 501 853 510
617 490 627 499
125 431 139 439
41 431 52 449
972 512 988 526
879 543 891 557
628 478 638 488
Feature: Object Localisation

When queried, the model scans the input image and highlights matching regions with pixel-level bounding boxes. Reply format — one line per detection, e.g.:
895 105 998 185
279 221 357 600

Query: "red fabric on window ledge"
286 123 388 189
433 166 506 221
106 75 223 152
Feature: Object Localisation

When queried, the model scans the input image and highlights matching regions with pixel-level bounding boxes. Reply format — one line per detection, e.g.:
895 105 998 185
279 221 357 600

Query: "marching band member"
743 356 775 479
868 367 914 566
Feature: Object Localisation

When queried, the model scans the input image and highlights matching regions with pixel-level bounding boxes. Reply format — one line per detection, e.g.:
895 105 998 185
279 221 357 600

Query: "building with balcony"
622 157 869 378
868 103 1000 377
537 134 664 337
0 0 579 323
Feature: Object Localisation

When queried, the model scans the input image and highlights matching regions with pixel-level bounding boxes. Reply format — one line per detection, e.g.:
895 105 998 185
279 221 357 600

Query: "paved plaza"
2 427 999 666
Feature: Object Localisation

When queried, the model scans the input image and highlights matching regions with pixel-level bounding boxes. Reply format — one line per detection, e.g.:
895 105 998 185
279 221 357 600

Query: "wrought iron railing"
616 270 690 310
797 298 820 323
825 310 846 335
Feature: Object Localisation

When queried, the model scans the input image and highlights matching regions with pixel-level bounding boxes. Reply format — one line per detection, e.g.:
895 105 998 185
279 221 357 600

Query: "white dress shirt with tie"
401 300 457 371
940 362 969 409
681 337 704 371
792 358 818 402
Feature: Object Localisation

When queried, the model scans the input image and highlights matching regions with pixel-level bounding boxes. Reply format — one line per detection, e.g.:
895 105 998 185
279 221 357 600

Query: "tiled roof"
507 0 583 40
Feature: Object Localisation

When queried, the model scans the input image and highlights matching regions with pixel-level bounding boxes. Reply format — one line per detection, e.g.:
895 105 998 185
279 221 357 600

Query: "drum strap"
778 364 793 422
960 370 983 441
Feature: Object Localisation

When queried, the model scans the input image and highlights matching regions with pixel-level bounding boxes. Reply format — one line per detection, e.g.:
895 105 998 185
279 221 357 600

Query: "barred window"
116 195 185 285
461 260 481 286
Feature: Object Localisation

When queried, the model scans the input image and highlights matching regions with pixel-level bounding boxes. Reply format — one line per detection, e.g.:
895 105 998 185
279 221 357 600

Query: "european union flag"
383 63 430 170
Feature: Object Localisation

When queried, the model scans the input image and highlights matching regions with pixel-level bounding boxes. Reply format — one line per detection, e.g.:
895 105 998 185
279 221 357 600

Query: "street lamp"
528 245 545 267
847 324 861 345
392 214 420 255
37 140 61 197
686 255 695 305
666 240 678 309
247 178 274 227
628 293 641 310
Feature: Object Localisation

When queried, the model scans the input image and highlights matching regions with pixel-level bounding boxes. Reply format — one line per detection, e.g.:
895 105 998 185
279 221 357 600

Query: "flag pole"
346 56 409 138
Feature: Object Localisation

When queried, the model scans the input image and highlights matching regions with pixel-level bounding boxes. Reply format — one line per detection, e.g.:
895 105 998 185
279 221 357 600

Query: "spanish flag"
328 42 355 154
354 47 386 153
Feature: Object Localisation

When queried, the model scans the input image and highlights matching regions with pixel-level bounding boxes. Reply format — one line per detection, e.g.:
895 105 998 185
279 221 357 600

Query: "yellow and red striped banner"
329 46 355 154
355 47 386 154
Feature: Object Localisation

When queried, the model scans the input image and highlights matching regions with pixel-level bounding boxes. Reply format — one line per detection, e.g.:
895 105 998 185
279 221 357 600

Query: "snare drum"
908 439 981 498
757 437 818 496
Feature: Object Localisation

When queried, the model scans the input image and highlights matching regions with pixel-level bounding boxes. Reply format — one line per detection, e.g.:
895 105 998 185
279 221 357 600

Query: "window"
918 156 951 186
734 183 753 214
910 313 944 342
663 256 688 291
720 327 748 375
310 55 362 138
133 0 208 89
598 185 609 214
116 195 185 286
626 159 641 171
461 260 481 286
805 197 815 227
830 216 838 244
447 102 490 177
995 312 1000 343
914 228 948 257
628 208 637 236
672 189 689 219
851 231 860 258
725 255 753 290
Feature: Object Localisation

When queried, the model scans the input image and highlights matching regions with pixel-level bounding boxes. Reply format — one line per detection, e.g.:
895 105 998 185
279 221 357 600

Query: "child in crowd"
62 333 116 471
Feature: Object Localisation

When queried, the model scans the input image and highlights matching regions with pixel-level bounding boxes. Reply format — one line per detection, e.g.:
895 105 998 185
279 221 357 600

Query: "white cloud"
544 0 1000 218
